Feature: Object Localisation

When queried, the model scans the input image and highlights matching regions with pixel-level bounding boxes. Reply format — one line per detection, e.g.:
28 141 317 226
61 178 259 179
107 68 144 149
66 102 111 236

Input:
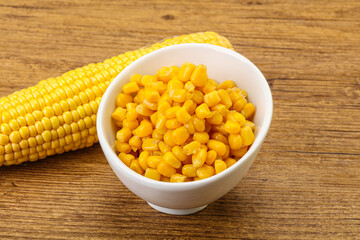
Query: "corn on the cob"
0 32 233 166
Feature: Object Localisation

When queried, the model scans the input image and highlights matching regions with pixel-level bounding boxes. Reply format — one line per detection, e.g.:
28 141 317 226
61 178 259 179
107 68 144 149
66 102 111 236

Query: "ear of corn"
0 32 232 167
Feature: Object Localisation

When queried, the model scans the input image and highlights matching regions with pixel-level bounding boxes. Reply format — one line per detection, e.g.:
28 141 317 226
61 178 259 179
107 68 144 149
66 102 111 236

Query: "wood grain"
0 0 359 239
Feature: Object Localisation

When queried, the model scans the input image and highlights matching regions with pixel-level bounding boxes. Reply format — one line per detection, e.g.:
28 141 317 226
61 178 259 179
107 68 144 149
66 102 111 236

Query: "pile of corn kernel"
112 62 255 182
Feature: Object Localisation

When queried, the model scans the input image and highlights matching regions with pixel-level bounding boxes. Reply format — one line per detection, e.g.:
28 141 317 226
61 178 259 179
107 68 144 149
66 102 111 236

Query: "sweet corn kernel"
183 141 201 155
143 100 158 111
233 98 247 112
163 152 182 169
179 62 196 82
184 81 195 92
225 158 237 168
192 90 204 104
130 74 143 86
118 152 134 166
240 126 255 146
123 82 139 94
190 64 208 87
241 103 255 119
217 80 235 90
145 88 160 102
217 89 232 108
135 120 153 138
136 104 154 116
158 67 173 83
211 104 228 118
147 156 162 169
170 173 187 182
130 160 144 175
192 148 207 168
172 146 187 162
183 121 196 135
170 89 187 103
176 107 192 123
214 159 227 174
165 118 182 130
197 165 215 179
138 151 149 170
141 75 157 87
163 130 175 146
195 103 212 119
160 176 170 182
129 135 142 150
224 120 241 134
142 138 159 151
206 150 217 165
157 161 176 177
204 91 221 107
116 127 132 143
207 140 227 156
245 120 255 131
206 111 223 125
172 126 189 145
193 132 209 144
228 134 243 150
229 92 242 104
192 116 205 132
115 141 131 153
158 141 171 154
231 146 248 158
165 106 181 119
122 119 139 130
157 101 171 115
112 107 127 122
134 88 145 103
182 164 197 177
145 168 161 181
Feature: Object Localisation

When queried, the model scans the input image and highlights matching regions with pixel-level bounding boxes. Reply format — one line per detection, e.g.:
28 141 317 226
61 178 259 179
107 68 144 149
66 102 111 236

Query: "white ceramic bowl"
97 43 273 215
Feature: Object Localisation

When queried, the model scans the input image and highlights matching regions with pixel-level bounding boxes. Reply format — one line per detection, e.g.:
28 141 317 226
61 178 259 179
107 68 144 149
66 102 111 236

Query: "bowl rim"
97 43 273 190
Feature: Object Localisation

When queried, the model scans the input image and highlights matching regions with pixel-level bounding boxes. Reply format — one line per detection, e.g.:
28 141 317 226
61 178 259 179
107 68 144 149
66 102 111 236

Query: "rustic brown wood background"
0 0 359 239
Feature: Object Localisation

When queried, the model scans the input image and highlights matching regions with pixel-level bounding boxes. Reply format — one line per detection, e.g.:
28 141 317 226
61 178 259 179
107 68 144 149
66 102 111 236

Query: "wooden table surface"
1 0 359 239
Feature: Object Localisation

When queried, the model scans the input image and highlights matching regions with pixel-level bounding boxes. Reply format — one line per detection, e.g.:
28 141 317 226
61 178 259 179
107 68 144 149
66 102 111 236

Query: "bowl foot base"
147 202 207 215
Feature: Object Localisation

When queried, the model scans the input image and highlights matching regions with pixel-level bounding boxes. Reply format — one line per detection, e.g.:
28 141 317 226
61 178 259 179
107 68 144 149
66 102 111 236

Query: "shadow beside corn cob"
0 32 233 166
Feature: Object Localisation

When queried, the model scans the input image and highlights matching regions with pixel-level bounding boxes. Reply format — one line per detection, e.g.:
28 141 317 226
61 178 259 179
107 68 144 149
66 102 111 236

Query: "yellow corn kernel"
125 108 138 121
129 135 142 150
163 152 182 169
190 64 208 87
206 111 223 125
157 66 173 83
182 164 197 177
134 88 145 104
225 158 237 168
152 129 164 140
233 98 247 112
115 141 131 153
9 131 21 144
150 112 158 126
241 103 255 119
130 74 143 86
192 90 204 104
130 160 144 175
143 99 158 111
111 107 127 122
170 89 187 103
122 82 139 94
229 92 242 104
136 104 154 117
163 130 175 146
196 165 215 179
160 176 170 182
134 120 153 138
217 89 232 108
147 156 162 169
207 140 226 156
184 81 195 92
158 141 171 154
205 150 217 165
224 120 241 134
228 134 243 150
227 111 246 126
157 101 171 115
214 159 227 174
165 118 182 130
172 126 189 145
168 78 183 92
172 146 187 162
179 62 196 82
157 161 177 177
201 80 217 94
245 120 255 131
183 121 195 135
193 132 209 144
141 75 157 87
145 168 161 181
139 151 149 170
182 100 196 115
192 148 207 168
155 114 167 134
116 127 132 142
204 91 221 107
231 146 248 158
118 152 134 167
175 107 192 124
116 93 133 108
142 138 159 151
217 80 235 90
192 116 205 132
240 126 255 146
122 119 139 130
239 89 248 98
145 88 160 102
165 106 181 119
170 173 187 182
211 104 228 118
183 141 201 155
195 103 212 119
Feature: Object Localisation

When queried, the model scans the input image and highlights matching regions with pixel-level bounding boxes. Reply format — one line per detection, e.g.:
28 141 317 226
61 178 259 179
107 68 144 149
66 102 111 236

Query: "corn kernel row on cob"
0 32 233 166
